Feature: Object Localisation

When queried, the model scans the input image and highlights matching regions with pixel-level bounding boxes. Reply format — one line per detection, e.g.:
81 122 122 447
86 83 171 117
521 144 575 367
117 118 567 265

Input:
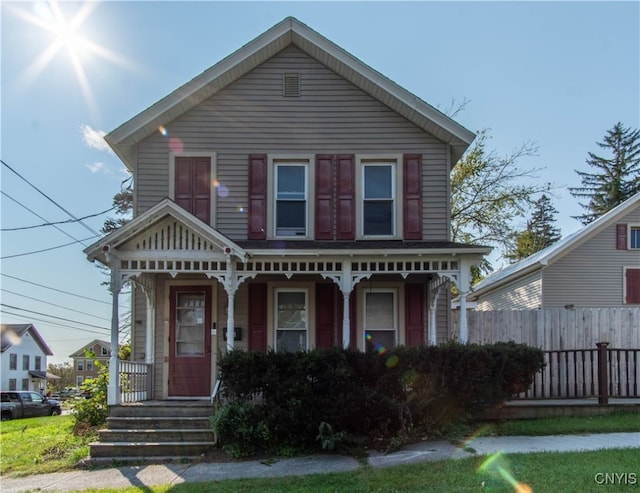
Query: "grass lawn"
72 448 640 493
0 414 96 476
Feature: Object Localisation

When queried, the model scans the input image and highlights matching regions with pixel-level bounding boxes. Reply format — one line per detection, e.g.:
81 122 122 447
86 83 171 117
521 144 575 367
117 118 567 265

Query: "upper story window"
9 353 17 370
629 225 640 249
358 156 403 239
35 356 41 371
101 346 109 356
275 163 307 237
22 355 29 370
77 360 84 371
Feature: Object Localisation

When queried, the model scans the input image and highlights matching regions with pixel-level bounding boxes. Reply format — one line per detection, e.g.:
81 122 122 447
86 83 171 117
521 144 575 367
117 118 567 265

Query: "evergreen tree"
505 194 561 263
569 122 640 225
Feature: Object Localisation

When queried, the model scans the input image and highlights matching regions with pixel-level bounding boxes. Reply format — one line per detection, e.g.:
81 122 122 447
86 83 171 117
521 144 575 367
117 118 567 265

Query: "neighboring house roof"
468 192 640 301
84 198 247 265
29 371 61 380
69 339 111 358
105 16 475 170
0 324 53 356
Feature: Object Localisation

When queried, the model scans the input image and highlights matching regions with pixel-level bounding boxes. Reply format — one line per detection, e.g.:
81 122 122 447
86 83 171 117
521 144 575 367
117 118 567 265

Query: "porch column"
106 249 123 406
144 284 155 365
458 258 472 344
427 277 446 346
225 259 236 351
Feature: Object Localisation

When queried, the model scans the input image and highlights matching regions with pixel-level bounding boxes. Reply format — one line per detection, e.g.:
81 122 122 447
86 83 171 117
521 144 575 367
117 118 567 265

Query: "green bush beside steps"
212 342 545 458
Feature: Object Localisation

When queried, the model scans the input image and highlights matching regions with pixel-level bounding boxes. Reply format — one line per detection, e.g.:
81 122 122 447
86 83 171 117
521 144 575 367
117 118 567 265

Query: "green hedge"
213 342 544 457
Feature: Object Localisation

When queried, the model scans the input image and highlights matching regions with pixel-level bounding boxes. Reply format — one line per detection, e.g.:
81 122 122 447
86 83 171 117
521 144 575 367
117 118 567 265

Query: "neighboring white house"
1 324 54 393
468 192 640 310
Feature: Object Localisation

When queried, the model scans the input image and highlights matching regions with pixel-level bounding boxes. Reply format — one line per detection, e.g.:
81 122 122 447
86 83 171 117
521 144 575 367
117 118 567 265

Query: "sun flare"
9 1 129 118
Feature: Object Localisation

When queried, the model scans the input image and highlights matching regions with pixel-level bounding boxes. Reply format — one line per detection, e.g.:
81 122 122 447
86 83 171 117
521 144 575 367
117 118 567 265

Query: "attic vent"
283 73 300 97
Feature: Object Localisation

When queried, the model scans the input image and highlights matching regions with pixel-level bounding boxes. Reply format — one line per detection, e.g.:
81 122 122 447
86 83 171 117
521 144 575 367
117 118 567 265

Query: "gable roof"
83 198 247 264
69 339 111 358
1 324 53 355
469 192 640 300
106 17 475 170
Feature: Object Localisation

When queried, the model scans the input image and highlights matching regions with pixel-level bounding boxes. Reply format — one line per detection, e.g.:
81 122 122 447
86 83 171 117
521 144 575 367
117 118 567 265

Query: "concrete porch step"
89 441 215 458
106 416 211 430
109 402 213 418
99 428 214 442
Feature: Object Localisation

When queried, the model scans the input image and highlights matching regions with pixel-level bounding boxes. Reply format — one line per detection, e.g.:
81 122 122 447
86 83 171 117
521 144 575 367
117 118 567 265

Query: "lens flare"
385 354 399 368
217 185 229 198
168 137 183 153
478 452 532 493
158 125 168 136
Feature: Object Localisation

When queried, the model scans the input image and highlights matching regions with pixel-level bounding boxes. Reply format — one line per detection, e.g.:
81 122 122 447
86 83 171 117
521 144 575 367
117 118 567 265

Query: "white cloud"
86 162 108 174
81 124 113 153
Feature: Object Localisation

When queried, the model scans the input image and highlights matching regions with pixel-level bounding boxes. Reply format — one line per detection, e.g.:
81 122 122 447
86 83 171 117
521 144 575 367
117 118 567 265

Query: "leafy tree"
451 129 553 277
101 179 133 234
505 194 561 263
569 122 640 225
46 362 74 392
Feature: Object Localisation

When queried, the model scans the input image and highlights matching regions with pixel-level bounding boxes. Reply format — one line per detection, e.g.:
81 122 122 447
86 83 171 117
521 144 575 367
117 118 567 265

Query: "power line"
0 288 111 321
1 206 115 231
0 310 111 336
1 159 101 237
0 303 110 331
0 235 98 259
0 273 112 305
1 191 92 247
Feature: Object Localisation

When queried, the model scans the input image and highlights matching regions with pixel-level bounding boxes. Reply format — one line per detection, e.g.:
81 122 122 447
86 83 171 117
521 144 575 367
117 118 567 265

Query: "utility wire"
1 205 115 231
1 191 92 247
1 159 101 237
0 303 110 331
0 235 98 259
0 288 111 321
0 273 112 305
0 310 111 336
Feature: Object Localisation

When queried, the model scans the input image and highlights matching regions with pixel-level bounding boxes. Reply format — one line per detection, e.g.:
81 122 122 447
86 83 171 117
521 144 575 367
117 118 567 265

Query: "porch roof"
83 198 247 265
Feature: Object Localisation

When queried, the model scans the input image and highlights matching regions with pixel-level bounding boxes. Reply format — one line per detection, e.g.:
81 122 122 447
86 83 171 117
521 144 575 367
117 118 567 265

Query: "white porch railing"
118 360 153 403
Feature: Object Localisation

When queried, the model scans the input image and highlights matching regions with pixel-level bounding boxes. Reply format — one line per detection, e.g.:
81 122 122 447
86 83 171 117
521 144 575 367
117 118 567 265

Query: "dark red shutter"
315 155 334 240
405 284 424 347
248 283 268 351
315 283 336 348
626 269 640 304
175 156 211 224
248 154 267 240
336 155 355 240
616 224 628 250
403 154 423 240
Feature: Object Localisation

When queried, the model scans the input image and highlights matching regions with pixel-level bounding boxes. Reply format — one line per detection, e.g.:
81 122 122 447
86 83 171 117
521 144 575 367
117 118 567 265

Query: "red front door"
169 286 212 397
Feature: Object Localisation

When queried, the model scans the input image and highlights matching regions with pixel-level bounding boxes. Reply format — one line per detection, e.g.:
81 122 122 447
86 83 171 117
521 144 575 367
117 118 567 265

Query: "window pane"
365 292 394 329
365 330 395 351
176 325 204 356
276 330 307 352
277 166 305 200
364 166 392 199
363 202 393 235
9 354 16 370
276 201 306 234
277 291 306 329
9 379 16 391
631 227 640 249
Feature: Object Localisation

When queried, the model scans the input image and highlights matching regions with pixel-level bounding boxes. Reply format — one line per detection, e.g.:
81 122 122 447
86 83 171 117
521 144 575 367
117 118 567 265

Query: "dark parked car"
0 391 62 420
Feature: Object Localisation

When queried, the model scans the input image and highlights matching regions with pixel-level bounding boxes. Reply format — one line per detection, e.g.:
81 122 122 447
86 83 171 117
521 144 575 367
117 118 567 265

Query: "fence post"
596 342 609 405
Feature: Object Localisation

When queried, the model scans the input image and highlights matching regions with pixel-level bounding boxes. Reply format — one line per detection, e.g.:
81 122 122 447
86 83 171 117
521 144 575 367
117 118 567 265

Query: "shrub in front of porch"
213 342 544 457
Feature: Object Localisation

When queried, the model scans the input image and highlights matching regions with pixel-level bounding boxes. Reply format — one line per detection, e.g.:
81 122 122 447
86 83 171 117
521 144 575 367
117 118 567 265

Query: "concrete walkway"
2 433 638 492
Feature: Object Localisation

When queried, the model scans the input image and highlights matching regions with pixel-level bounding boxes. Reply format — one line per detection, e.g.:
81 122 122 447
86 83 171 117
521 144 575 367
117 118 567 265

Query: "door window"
175 293 205 356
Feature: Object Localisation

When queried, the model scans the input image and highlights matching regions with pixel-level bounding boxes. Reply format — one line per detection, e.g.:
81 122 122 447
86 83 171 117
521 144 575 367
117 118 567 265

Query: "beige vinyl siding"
475 271 542 311
135 46 449 241
543 207 640 308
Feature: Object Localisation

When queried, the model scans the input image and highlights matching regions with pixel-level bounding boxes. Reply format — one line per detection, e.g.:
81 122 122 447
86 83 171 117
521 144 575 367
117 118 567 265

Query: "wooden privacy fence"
453 307 639 350
451 308 640 401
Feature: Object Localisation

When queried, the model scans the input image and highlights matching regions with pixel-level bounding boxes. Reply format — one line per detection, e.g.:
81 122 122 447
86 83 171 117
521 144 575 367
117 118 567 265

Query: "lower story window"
8 379 16 391
275 289 308 352
364 289 397 351
21 379 29 391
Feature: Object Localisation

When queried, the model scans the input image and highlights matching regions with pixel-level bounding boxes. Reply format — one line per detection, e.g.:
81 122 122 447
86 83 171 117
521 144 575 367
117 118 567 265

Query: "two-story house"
1 324 54 393
84 17 490 404
69 339 111 387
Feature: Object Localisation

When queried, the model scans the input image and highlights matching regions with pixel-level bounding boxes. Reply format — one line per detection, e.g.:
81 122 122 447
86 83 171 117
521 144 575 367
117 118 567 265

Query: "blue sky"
1 1 639 365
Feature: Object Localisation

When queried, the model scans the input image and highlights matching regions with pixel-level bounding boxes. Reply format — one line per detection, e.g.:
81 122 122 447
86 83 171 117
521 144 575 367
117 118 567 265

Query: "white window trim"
623 266 640 304
267 155 315 240
169 152 217 226
356 154 403 240
628 224 640 250
361 286 400 349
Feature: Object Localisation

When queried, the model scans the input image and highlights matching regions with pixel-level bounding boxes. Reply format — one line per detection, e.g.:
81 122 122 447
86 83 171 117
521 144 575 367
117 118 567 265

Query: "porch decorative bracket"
321 273 371 294
438 273 459 290
206 272 257 296
130 274 155 300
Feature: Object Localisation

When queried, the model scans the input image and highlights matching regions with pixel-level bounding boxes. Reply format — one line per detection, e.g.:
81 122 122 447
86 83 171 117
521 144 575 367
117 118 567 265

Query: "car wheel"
1 412 12 421
50 408 61 416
